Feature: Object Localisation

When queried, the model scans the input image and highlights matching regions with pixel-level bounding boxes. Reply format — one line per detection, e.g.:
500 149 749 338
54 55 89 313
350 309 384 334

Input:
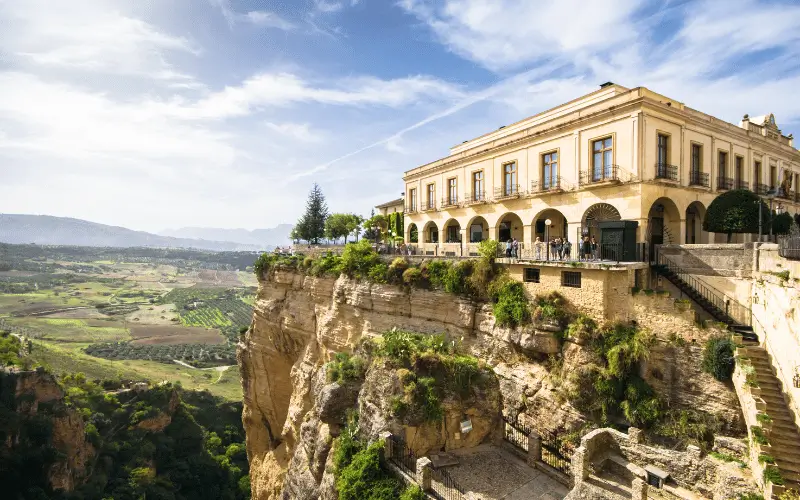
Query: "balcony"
734 179 749 190
754 183 769 195
716 176 733 191
404 205 417 214
420 201 437 212
579 165 619 186
463 192 486 204
655 163 679 181
440 196 459 209
688 169 710 188
493 185 521 199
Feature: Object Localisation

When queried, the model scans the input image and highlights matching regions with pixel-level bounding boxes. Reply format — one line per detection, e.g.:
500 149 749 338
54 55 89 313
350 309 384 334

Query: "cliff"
239 269 747 500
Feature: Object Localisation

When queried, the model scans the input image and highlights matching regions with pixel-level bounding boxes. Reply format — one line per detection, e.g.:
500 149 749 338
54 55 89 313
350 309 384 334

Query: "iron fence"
539 428 571 476
421 201 437 211
503 415 530 452
716 176 733 191
430 466 466 500
493 185 521 198
655 162 678 181
778 236 800 260
754 183 769 195
735 179 749 190
388 435 418 477
463 192 486 204
689 169 710 187
580 165 619 186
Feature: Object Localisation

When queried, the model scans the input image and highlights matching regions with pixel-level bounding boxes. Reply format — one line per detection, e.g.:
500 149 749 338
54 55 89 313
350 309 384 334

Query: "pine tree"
297 183 328 244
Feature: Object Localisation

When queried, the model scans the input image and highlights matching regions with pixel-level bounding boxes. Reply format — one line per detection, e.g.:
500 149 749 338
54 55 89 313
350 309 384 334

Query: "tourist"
562 238 572 260
591 236 598 260
549 238 557 260
511 237 519 259
505 239 512 258
554 238 563 260
534 237 543 260
581 236 591 261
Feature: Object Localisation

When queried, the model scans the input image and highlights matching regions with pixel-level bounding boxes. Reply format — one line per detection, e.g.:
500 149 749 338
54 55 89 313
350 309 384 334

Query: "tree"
345 214 364 242
364 214 388 243
772 212 793 235
289 226 302 244
703 189 769 242
297 183 328 244
362 209 379 242
325 214 352 244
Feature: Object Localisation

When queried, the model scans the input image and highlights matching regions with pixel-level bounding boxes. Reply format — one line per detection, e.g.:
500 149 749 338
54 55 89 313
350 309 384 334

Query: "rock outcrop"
239 269 747 500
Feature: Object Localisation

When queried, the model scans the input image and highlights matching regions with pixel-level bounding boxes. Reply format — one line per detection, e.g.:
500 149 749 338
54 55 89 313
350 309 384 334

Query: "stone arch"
581 203 622 239
647 197 681 245
442 218 462 243
531 208 568 242
422 221 439 243
466 216 489 243
495 212 524 243
685 200 708 244
406 223 419 243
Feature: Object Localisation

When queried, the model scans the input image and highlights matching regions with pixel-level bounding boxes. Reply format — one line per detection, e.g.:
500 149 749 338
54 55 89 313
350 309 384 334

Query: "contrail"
283 66 558 184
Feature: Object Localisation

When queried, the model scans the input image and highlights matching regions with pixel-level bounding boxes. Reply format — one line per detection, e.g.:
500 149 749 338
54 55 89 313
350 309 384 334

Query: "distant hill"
159 224 293 247
0 214 270 251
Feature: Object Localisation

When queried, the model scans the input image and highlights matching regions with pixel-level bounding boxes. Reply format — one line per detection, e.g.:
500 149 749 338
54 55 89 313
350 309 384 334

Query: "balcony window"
718 151 727 178
408 188 417 211
754 160 762 186
691 144 702 172
426 183 435 210
472 171 484 200
503 162 517 195
447 178 457 205
592 137 613 181
657 133 669 165
735 156 744 188
770 165 777 189
543 151 558 189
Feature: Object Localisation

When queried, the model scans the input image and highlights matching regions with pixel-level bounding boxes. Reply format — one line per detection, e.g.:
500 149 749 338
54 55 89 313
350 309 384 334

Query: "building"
375 197 405 216
403 83 799 257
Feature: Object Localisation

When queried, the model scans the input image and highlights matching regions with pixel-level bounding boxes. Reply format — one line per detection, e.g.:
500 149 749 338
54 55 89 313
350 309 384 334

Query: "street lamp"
545 219 552 261
758 189 777 243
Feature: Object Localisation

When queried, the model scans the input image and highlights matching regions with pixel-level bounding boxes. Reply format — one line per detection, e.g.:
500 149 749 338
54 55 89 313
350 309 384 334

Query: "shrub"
758 453 776 464
302 256 314 269
763 467 784 486
533 292 568 325
751 426 769 445
738 494 765 500
466 259 494 299
327 353 366 384
336 441 402 500
704 189 769 242
702 336 735 381
387 258 409 284
367 263 389 284
566 315 597 342
778 490 800 500
443 260 472 294
399 485 426 500
253 253 272 276
654 409 720 450
489 275 530 327
340 240 381 278
756 413 773 425
402 267 423 287
310 252 343 277
425 260 452 290
478 239 500 264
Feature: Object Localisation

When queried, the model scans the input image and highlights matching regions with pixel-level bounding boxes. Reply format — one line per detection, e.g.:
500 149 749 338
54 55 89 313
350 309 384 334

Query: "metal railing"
503 415 530 452
421 201 437 211
734 179 749 190
430 467 466 500
778 236 800 260
717 176 733 191
655 162 679 181
689 169 710 187
517 241 648 263
493 185 520 198
405 205 417 214
388 435 417 477
440 196 459 209
463 191 486 204
539 428 571 476
580 165 619 185
754 183 769 195
655 252 752 326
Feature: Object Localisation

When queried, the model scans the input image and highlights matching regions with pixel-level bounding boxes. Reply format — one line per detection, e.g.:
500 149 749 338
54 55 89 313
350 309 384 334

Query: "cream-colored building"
403 83 799 256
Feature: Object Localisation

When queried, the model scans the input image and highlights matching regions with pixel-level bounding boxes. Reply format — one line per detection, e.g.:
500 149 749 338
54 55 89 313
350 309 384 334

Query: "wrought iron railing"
421 201 437 211
463 191 485 204
542 176 562 191
734 179 749 190
580 165 619 185
440 196 459 209
777 189 794 201
754 183 769 195
655 162 679 181
503 415 530 452
388 435 417 477
404 205 417 214
539 428 571 476
655 252 752 326
689 169 710 187
493 185 520 198
778 236 800 260
717 176 733 191
430 467 466 500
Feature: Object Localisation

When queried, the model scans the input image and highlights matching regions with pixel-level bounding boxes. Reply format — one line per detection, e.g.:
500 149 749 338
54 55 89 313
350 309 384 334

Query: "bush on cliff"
702 336 735 381
488 274 530 327
341 240 381 278
327 353 366 384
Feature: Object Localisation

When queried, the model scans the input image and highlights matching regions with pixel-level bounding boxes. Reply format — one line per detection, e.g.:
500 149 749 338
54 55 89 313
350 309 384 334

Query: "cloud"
314 0 344 13
264 122 322 143
211 0 295 30
0 0 198 79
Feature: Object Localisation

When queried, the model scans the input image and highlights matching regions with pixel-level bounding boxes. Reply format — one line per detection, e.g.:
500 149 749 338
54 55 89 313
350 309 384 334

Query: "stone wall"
658 244 755 278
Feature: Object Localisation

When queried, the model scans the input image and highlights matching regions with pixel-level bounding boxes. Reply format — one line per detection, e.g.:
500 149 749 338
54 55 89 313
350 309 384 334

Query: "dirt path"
171 359 233 382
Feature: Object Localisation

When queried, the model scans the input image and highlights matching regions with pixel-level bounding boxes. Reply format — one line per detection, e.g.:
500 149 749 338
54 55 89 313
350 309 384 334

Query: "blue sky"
1 0 800 232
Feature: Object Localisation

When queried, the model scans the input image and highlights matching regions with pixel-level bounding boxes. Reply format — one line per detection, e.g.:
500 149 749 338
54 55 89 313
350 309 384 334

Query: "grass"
3 316 130 343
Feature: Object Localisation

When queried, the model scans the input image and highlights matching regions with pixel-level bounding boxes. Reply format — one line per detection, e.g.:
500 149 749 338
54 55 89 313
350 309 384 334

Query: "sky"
1 0 800 233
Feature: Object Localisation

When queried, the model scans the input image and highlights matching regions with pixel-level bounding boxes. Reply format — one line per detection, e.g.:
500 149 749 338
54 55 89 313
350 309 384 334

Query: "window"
657 134 669 165
754 160 762 183
592 137 613 181
503 162 517 195
542 151 558 189
691 144 702 172
735 156 744 186
770 165 777 189
426 183 435 209
523 268 540 283
472 171 484 200
447 178 457 205
408 188 417 211
561 271 581 288
718 151 728 178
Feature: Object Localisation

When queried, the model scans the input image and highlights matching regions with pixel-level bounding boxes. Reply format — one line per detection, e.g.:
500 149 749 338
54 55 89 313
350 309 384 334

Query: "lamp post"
758 189 777 243
545 219 552 261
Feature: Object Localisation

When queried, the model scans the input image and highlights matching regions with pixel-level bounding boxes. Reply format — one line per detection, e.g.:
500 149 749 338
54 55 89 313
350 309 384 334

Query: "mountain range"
0 214 292 251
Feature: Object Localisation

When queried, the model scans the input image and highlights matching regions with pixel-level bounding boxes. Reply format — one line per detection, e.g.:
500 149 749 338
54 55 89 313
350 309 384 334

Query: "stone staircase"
746 345 800 494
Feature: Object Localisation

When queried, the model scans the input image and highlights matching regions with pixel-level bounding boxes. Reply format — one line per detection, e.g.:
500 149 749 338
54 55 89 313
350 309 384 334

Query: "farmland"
0 243 258 400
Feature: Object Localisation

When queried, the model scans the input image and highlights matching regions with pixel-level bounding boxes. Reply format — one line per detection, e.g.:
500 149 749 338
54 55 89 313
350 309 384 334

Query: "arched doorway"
685 201 708 244
467 216 488 243
422 221 439 243
442 219 462 243
407 223 418 243
647 198 681 245
496 213 524 243
532 208 567 242
580 203 622 240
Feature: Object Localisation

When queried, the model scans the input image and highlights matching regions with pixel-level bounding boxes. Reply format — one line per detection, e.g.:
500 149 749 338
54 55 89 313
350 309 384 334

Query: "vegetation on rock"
702 336 736 381
327 352 367 384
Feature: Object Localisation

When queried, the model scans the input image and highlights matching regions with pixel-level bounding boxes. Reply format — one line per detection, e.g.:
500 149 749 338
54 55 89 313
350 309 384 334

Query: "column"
631 477 648 500
523 224 532 257
679 219 687 244
416 457 432 491
571 447 590 481
380 432 393 460
460 228 468 257
527 432 542 466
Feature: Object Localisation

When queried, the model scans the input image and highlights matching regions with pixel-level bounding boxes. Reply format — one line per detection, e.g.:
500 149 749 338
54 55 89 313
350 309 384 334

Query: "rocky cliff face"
239 269 745 500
